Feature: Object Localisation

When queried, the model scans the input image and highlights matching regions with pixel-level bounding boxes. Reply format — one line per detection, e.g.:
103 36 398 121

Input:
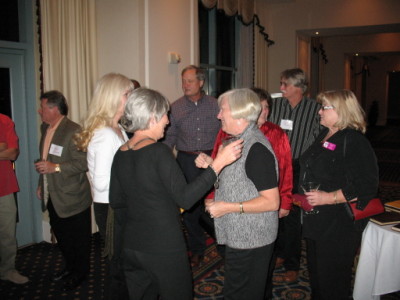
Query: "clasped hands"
195 139 243 169
205 198 229 219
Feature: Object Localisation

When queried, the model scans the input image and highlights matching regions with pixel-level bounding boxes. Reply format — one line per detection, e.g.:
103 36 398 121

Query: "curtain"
201 0 272 90
236 24 254 88
201 0 254 24
254 23 268 90
40 0 97 123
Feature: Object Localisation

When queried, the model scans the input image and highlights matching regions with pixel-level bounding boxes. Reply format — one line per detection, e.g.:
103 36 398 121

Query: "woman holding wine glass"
299 90 379 300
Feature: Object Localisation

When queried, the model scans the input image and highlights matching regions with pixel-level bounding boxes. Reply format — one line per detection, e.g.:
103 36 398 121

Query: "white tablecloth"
353 222 400 300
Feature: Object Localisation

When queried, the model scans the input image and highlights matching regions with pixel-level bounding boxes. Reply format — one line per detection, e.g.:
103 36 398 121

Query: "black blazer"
299 128 379 240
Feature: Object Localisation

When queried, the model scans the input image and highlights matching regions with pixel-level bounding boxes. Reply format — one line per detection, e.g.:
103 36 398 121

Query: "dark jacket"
38 117 92 218
299 128 379 240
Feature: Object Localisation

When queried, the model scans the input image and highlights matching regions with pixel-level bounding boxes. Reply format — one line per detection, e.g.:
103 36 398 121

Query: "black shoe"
62 274 85 291
52 269 71 282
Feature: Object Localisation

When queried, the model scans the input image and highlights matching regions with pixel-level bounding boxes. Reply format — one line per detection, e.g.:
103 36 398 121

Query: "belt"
179 150 213 155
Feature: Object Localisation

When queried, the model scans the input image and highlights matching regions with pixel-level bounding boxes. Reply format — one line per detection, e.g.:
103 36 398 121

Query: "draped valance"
200 0 274 46
201 0 254 24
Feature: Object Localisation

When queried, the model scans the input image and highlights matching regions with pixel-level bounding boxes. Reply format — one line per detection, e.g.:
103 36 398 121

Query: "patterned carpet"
1 126 399 299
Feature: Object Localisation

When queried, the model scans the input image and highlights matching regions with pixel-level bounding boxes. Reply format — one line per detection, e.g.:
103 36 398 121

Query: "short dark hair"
40 90 69 116
181 65 206 82
251 87 273 109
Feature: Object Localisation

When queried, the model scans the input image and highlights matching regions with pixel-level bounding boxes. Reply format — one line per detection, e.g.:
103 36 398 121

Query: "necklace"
127 137 156 150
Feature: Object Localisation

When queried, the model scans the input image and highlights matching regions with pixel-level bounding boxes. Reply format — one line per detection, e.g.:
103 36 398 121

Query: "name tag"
322 141 336 151
280 119 293 131
49 143 63 157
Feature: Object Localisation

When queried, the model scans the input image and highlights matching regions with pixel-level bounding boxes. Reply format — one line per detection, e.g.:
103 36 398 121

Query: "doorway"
387 71 400 125
0 50 42 246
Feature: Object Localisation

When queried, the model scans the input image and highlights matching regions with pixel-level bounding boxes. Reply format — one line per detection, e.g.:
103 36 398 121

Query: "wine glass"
301 182 320 193
301 182 320 214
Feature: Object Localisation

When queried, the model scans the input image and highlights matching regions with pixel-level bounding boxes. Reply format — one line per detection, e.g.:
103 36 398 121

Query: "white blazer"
87 126 128 203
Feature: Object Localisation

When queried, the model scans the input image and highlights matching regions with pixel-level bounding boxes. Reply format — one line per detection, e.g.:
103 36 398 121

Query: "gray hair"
218 88 261 123
181 65 206 82
281 68 308 93
121 88 170 132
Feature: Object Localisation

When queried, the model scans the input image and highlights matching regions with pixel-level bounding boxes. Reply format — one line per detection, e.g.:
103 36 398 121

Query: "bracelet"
333 191 338 204
209 164 219 189
239 202 244 214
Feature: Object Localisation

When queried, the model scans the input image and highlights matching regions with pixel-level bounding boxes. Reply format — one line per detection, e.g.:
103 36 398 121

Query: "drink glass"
301 182 320 193
301 182 320 214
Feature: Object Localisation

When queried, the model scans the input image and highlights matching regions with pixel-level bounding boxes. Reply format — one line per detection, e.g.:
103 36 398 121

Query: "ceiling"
297 23 400 38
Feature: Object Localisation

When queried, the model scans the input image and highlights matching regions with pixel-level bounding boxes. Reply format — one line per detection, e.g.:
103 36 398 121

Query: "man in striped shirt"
268 68 322 284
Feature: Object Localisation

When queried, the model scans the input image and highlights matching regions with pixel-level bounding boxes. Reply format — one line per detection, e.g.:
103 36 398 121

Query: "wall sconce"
168 52 181 64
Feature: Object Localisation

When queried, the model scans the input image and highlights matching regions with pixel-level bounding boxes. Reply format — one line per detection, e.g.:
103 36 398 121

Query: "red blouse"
207 121 293 210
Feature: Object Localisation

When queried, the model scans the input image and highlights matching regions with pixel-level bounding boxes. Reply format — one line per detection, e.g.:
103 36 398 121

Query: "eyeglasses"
321 105 334 111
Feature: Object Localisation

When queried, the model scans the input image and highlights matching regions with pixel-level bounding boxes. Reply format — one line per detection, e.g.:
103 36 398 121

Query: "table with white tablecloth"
353 221 400 300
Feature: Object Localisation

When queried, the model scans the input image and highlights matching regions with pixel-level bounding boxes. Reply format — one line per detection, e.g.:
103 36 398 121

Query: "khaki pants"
0 193 17 277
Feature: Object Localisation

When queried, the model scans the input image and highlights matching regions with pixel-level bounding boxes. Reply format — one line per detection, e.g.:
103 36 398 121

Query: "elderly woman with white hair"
196 88 280 300
109 88 243 300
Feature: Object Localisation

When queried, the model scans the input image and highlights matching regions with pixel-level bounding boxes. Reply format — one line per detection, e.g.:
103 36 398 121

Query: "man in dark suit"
34 90 92 291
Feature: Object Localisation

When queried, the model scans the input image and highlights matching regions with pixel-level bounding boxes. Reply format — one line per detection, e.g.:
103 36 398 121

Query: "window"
0 1 19 42
199 3 238 98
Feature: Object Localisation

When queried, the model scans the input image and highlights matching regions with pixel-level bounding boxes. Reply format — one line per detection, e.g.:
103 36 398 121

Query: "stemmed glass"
301 182 320 214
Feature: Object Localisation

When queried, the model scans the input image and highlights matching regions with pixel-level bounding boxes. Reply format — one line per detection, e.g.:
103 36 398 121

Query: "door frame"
0 0 42 246
0 49 42 246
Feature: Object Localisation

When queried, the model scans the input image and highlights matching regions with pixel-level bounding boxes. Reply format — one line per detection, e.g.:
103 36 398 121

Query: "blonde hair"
75 73 134 151
317 90 367 133
218 88 261 123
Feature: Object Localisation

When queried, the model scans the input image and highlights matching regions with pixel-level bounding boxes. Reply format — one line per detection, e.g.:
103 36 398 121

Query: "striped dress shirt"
269 97 322 160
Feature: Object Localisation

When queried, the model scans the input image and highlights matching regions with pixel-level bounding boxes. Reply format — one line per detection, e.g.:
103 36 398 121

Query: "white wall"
96 0 141 81
262 0 400 91
96 0 400 103
96 0 198 102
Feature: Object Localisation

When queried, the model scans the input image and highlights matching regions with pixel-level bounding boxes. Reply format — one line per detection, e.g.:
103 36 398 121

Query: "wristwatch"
55 164 61 173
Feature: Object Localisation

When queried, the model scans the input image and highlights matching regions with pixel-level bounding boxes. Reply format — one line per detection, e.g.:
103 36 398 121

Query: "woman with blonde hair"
76 73 133 241
299 89 378 299
75 73 133 299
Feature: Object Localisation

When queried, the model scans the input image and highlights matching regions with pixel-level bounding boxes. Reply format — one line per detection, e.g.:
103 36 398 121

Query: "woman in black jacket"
299 90 379 300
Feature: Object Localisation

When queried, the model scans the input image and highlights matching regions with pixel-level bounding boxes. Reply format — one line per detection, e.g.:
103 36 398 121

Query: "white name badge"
280 119 293 131
49 143 63 157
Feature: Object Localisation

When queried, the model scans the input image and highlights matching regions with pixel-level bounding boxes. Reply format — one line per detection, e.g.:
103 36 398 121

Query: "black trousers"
306 231 362 300
123 248 192 300
275 205 302 271
224 243 274 300
176 151 210 256
108 208 129 300
93 202 109 241
48 199 91 277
